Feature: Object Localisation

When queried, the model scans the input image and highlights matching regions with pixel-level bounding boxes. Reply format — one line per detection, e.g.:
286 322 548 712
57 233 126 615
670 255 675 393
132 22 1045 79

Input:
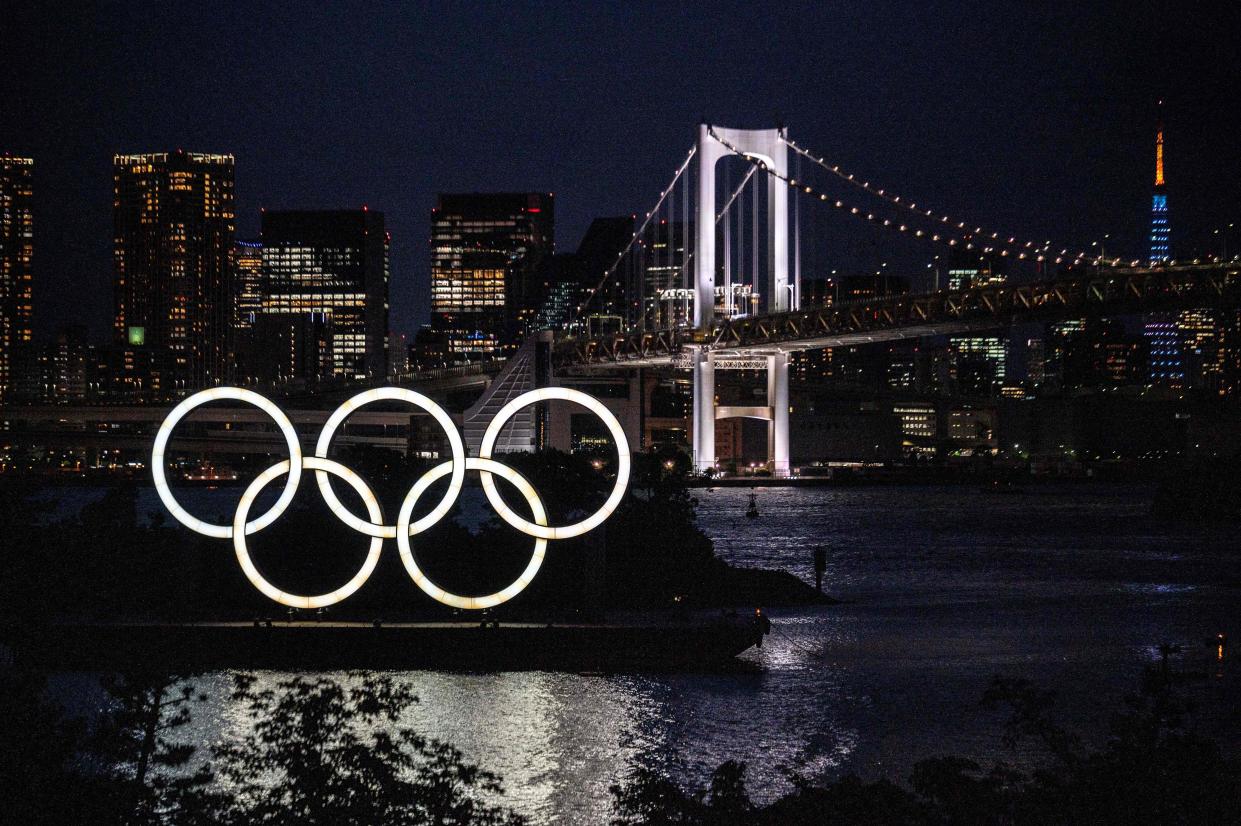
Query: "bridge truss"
555 263 1241 368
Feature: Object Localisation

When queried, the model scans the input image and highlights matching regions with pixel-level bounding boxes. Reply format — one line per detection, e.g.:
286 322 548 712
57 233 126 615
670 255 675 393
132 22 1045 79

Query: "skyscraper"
430 193 554 358
642 219 691 330
259 210 389 381
1149 111 1170 265
949 334 1008 396
0 155 34 402
113 151 235 393
1145 316 1183 387
233 238 263 329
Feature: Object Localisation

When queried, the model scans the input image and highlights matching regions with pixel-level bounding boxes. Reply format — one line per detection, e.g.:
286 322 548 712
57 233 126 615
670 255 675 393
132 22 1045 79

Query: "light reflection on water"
47 482 1240 823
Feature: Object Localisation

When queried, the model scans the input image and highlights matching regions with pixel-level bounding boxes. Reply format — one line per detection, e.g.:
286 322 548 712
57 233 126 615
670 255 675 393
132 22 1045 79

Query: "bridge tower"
1149 104 1170 266
692 125 795 475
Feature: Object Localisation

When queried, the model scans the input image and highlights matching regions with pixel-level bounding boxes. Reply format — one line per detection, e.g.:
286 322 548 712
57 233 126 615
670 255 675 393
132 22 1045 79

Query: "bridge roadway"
554 263 1241 369
0 360 506 456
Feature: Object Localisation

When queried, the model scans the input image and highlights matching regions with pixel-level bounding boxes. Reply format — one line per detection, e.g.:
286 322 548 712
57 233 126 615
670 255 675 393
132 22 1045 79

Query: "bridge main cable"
777 134 1141 268
708 127 1137 269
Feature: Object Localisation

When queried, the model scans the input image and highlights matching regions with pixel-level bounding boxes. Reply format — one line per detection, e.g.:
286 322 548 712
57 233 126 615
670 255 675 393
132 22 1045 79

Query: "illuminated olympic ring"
151 386 630 609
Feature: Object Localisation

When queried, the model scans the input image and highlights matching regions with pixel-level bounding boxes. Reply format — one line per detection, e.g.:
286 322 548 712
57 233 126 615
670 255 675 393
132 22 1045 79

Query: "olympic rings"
150 386 629 609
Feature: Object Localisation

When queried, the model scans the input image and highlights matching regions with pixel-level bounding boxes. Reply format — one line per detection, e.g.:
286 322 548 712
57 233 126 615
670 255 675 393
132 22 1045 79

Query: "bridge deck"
555 264 1241 368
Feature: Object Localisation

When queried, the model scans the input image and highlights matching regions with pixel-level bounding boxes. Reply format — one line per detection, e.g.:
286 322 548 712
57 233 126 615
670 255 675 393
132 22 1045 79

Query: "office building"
573 215 637 332
641 219 691 329
260 209 389 381
1 155 34 402
113 151 235 393
950 335 1008 396
946 251 1006 290
1145 315 1183 387
430 193 553 358
233 239 263 328
1178 309 1224 392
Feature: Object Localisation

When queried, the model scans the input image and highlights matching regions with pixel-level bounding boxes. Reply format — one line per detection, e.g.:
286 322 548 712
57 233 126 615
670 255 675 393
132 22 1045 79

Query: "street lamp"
1215 223 1234 260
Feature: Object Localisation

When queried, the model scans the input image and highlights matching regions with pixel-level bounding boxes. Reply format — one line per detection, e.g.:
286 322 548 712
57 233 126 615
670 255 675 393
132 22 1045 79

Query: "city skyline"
3 3 1238 343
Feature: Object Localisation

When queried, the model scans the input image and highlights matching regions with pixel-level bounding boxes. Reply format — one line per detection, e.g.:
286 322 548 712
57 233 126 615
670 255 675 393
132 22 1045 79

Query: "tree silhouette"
208 672 527 825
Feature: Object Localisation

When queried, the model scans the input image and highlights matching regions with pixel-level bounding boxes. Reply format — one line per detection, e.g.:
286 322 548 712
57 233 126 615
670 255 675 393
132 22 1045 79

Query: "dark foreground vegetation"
610 660 1241 825
0 447 824 626
0 658 1236 825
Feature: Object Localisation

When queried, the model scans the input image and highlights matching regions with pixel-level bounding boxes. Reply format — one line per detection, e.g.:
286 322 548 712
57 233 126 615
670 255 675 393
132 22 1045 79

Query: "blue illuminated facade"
1145 315 1183 387
1149 193 1169 265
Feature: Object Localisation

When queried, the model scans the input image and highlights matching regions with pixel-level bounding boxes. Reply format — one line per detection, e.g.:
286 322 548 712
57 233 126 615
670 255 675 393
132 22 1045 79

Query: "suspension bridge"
486 123 1241 475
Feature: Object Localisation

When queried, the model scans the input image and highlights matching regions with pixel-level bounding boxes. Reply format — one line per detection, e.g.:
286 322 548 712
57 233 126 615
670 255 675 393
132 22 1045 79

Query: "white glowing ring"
396 457 548 610
478 388 630 540
152 387 302 539
233 457 384 609
314 388 466 539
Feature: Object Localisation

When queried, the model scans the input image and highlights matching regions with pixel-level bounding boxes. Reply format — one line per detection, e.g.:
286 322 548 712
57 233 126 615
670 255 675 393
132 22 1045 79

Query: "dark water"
48 482 1240 823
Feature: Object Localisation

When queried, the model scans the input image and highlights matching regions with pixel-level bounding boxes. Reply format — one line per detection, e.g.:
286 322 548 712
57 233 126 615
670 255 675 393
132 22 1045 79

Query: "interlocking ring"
152 387 303 539
234 457 383 609
314 388 466 539
397 458 547 610
151 386 630 609
479 388 630 540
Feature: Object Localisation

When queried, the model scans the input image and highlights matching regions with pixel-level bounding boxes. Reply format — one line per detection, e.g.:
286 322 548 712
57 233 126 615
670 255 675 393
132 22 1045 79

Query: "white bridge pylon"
693 125 794 475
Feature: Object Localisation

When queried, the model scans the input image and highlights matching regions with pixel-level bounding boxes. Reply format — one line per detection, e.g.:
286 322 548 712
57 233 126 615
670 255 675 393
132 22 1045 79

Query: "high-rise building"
1178 309 1225 392
1149 111 1170 265
233 239 263 328
1048 319 1146 389
642 219 691 329
946 250 1006 291
1025 337 1046 387
1145 315 1183 387
950 335 1008 396
113 151 235 393
573 215 637 332
259 210 389 381
430 193 554 358
0 155 34 402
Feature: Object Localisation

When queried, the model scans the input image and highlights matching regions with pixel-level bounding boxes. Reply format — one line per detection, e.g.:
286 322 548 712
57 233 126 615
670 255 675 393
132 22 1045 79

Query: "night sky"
3 2 1238 341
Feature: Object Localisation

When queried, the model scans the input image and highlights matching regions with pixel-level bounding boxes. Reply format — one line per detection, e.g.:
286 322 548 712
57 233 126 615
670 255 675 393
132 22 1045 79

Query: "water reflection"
45 482 1240 822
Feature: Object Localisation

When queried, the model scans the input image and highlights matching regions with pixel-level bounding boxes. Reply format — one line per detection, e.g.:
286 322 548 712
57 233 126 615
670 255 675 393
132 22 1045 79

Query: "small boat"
745 492 760 518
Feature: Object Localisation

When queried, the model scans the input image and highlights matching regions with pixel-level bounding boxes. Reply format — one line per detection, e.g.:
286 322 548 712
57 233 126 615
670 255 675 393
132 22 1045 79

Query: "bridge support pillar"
767 352 789 476
691 347 715 473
